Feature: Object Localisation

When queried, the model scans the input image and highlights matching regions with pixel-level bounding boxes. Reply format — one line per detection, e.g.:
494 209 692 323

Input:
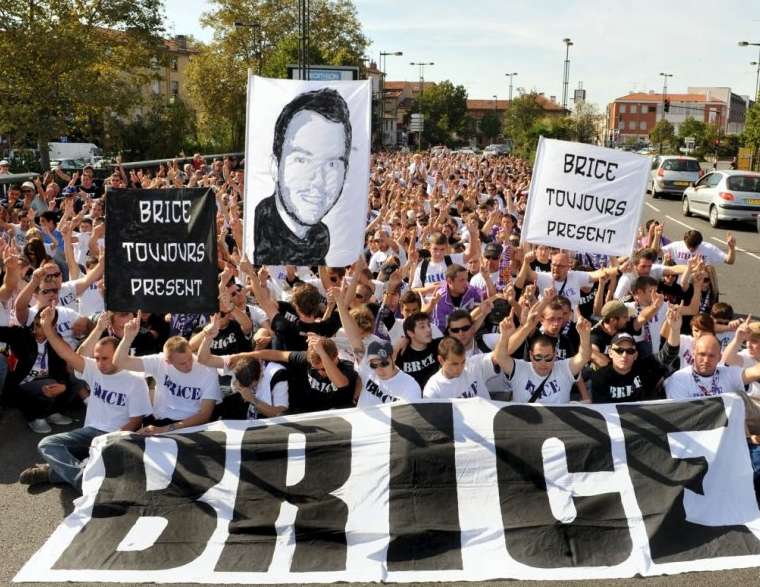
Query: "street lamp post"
409 61 434 149
505 72 518 103
562 38 573 110
234 21 263 75
492 94 498 110
379 51 403 148
739 41 760 100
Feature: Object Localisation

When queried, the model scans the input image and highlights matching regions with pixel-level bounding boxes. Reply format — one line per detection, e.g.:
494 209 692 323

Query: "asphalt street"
2 170 760 585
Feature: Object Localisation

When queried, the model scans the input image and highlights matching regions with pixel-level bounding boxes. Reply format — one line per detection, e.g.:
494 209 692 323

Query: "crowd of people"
1 147 759 499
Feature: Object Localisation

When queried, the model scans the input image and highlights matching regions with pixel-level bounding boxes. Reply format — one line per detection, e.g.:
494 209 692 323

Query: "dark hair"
291 283 322 317
232 357 262 388
632 275 658 293
683 229 703 249
403 311 431 338
96 336 119 351
447 309 473 328
530 335 556 352
445 263 466 281
691 313 715 333
634 248 658 263
438 336 465 360
400 290 421 307
710 302 733 321
272 88 352 165
40 211 58 225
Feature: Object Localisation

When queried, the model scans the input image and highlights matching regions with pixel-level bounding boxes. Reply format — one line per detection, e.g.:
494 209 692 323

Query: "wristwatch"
167 423 177 432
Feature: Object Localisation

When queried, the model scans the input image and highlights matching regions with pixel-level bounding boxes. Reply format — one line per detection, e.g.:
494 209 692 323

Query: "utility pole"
297 0 311 80
505 72 518 103
409 61 434 150
562 38 573 110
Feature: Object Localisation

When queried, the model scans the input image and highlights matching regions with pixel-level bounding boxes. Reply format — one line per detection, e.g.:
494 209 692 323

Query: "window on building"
628 120 636 130
170 57 178 72
631 104 638 114
620 104 626 113
640 121 647 130
171 81 179 96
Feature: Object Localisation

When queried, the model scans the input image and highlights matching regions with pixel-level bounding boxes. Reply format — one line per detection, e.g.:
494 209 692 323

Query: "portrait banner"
104 188 218 314
15 395 760 584
243 74 371 267
521 137 650 257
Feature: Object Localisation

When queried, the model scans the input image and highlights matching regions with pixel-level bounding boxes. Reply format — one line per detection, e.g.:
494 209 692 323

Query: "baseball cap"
484 242 503 259
610 332 636 347
21 181 35 190
0 159 9 167
62 186 77 195
367 340 393 361
601 300 629 320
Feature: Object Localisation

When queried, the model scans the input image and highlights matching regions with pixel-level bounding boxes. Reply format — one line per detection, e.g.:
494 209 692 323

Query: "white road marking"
646 202 661 212
665 215 696 231
712 236 760 262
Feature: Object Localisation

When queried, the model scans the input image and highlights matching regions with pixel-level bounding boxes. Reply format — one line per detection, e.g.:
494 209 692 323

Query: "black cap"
367 340 393 360
484 242 503 258
610 332 635 347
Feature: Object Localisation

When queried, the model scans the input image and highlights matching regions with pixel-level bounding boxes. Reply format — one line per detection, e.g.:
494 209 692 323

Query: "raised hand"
123 310 142 340
39 305 56 332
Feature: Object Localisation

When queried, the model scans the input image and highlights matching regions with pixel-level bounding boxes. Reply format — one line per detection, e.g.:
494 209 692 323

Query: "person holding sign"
253 88 351 266
112 311 221 435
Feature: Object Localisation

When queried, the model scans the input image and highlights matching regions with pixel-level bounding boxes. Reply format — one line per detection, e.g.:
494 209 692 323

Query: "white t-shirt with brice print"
422 353 497 399
509 359 576 404
356 360 422 407
140 353 221 421
75 357 152 432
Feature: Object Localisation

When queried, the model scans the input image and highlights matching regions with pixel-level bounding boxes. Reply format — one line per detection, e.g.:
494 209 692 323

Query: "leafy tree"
572 101 600 144
503 92 546 158
650 119 675 153
479 111 502 142
186 0 369 150
411 80 469 146
0 0 165 169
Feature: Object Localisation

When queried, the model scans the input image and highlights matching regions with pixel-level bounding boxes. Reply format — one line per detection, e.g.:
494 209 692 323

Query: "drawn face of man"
277 110 347 226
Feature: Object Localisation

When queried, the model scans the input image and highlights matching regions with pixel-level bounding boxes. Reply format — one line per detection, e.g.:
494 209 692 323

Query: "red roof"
467 99 511 110
384 81 436 91
615 92 724 103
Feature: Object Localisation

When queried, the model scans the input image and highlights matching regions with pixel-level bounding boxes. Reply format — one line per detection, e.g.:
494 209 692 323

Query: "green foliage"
649 119 676 152
479 111 502 141
572 101 600 144
185 0 369 150
503 92 546 158
411 80 469 146
0 0 165 168
743 101 760 150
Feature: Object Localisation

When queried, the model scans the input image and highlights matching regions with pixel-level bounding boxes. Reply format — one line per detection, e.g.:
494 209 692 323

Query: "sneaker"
47 412 73 426
28 418 52 434
19 463 51 486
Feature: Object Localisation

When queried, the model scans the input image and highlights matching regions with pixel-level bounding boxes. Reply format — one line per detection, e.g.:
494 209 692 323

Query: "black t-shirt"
531 259 551 273
286 351 357 414
590 319 638 356
208 320 252 355
577 283 596 320
271 301 341 351
101 329 159 356
590 354 668 403
518 327 578 361
396 338 441 388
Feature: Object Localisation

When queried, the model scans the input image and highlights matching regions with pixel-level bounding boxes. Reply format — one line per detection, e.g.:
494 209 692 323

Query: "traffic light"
664 99 670 113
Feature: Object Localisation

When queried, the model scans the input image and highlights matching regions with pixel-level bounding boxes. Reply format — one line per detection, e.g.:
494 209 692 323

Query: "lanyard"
691 368 721 397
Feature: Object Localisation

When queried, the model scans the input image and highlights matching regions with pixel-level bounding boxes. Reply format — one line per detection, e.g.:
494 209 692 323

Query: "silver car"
649 155 702 198
682 170 760 228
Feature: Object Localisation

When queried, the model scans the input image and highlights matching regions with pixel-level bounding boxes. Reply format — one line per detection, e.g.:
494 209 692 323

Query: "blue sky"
164 0 760 109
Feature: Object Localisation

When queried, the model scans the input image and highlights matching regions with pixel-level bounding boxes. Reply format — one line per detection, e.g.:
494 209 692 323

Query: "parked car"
649 155 702 198
455 147 480 155
681 170 760 228
484 143 512 156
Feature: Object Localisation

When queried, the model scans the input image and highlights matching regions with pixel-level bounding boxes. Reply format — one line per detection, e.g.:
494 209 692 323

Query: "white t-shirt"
678 334 695 368
141 353 221 421
26 305 83 349
356 360 421 407
626 302 667 354
469 271 499 296
739 350 760 397
422 352 497 399
509 358 576 404
411 253 465 288
369 247 406 274
21 341 49 384
662 241 727 266
614 265 665 299
220 358 288 420
78 282 104 317
665 365 745 400
57 281 79 310
76 357 152 432
74 231 92 266
536 271 593 310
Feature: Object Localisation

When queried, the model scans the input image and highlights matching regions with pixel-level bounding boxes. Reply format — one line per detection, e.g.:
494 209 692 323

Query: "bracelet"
167 423 177 432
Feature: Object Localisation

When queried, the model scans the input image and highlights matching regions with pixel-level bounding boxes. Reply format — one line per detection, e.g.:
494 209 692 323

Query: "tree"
572 101 601 144
479 111 502 143
411 80 469 146
503 92 546 158
0 0 165 169
650 119 675 153
185 0 369 151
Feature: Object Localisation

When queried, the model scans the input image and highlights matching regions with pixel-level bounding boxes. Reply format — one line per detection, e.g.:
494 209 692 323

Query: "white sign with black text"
521 137 650 256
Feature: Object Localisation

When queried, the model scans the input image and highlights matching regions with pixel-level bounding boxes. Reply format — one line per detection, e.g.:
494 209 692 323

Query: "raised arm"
334 285 365 361
725 233 736 265
569 315 592 376
39 306 85 373
308 334 348 388
112 311 146 372
15 267 45 326
514 250 537 289
723 315 752 367
77 311 109 358
197 314 225 369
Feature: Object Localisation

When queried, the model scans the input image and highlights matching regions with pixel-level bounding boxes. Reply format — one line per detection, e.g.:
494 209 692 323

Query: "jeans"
38 426 106 490
749 442 760 486
12 377 74 421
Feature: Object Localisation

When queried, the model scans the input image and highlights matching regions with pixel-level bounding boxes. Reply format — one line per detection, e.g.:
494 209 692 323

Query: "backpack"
420 254 452 286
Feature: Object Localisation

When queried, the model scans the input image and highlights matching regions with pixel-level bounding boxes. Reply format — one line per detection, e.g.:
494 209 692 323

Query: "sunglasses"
531 354 555 362
448 325 471 333
484 255 500 261
369 359 391 370
40 287 59 295
611 347 637 356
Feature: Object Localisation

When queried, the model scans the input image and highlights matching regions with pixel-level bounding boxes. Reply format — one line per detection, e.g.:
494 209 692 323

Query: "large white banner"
243 74 371 267
521 137 650 256
15 395 760 584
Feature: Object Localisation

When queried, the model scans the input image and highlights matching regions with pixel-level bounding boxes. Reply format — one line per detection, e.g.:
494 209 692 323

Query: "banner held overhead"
521 137 650 257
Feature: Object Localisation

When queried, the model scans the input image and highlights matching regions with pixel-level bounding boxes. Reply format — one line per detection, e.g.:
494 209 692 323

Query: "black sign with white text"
105 188 218 314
